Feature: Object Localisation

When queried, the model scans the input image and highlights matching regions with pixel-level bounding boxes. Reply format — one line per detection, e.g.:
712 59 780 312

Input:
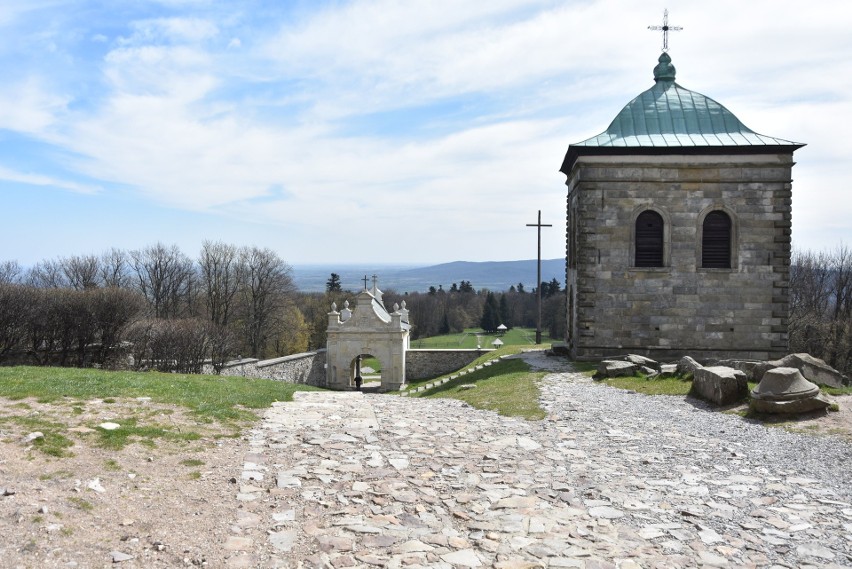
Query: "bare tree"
0 260 22 285
26 288 62 364
130 243 195 319
827 244 852 372
238 246 296 358
790 249 832 357
789 245 852 376
209 323 239 373
61 254 102 290
124 319 157 370
100 248 132 289
199 240 244 327
67 289 98 366
91 287 145 367
148 318 213 374
0 284 33 361
27 258 68 288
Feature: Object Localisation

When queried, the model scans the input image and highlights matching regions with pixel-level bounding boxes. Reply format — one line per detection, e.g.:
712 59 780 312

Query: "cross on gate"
648 9 682 52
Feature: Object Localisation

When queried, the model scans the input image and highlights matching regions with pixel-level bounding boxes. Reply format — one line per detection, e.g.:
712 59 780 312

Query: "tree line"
789 245 852 376
5 242 846 376
0 242 303 372
382 279 565 340
0 243 566 373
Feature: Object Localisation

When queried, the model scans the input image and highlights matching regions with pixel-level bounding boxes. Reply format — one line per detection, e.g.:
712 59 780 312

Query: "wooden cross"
526 210 552 345
362 275 369 290
648 9 682 52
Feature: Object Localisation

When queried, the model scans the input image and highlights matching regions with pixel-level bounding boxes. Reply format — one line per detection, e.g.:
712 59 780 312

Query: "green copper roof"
569 53 802 151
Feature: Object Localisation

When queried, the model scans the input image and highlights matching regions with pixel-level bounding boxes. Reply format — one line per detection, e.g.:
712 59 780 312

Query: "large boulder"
750 367 833 414
781 353 849 388
692 366 748 406
753 353 849 388
595 360 637 379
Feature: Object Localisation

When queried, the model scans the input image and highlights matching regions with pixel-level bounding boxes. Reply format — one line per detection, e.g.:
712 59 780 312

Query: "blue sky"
2 0 851 266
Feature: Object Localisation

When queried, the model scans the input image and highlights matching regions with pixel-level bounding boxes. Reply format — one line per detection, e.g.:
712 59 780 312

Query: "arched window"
702 211 732 268
635 210 664 267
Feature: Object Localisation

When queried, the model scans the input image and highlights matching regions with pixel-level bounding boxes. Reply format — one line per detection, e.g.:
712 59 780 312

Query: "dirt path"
0 397 244 568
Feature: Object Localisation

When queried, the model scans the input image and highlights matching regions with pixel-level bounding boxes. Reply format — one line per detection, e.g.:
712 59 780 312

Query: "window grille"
635 210 664 267
702 211 732 268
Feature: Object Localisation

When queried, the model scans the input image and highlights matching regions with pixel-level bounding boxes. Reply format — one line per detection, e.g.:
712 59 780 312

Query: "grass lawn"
603 373 761 398
0 366 322 424
411 327 554 349
603 375 694 396
406 346 550 420
361 357 382 373
0 366 325 456
420 359 548 420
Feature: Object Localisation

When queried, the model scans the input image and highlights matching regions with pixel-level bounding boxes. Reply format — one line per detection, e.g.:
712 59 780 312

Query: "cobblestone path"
224 353 852 568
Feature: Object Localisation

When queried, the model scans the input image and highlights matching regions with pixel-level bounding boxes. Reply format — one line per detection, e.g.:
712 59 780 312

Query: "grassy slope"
418 358 548 420
405 345 552 420
411 327 547 349
0 366 321 423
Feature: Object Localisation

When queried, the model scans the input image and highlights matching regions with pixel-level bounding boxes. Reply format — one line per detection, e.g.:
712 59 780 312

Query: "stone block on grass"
692 366 748 406
595 360 637 379
623 354 661 371
676 356 703 377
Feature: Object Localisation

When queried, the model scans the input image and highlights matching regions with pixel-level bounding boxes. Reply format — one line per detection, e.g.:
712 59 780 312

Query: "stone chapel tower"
560 52 804 361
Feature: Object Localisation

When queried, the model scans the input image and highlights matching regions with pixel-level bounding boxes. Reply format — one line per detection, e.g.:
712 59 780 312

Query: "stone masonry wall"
213 350 327 386
205 349 483 387
405 349 492 381
566 153 793 362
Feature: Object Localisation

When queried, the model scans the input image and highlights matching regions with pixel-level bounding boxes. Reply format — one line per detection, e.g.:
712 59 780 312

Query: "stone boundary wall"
405 349 493 381
203 347 491 386
209 350 327 387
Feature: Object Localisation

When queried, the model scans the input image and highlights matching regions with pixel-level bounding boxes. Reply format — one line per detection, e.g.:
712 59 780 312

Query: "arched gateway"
325 280 410 391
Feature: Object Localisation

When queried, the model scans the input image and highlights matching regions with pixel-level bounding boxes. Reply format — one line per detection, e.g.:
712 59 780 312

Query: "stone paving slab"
225 360 852 568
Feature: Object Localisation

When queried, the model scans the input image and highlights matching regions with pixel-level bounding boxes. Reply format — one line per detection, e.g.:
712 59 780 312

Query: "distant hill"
291 259 564 293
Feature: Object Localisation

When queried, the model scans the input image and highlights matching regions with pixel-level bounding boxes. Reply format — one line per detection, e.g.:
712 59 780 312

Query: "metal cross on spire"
648 9 682 52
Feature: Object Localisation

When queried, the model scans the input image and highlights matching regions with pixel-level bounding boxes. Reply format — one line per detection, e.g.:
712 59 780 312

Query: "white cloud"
0 165 100 194
259 0 643 120
0 77 67 133
3 0 852 263
121 17 219 45
103 44 216 98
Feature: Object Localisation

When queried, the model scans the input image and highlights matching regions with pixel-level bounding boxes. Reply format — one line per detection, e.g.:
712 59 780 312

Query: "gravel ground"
541 375 852 487
1 354 850 568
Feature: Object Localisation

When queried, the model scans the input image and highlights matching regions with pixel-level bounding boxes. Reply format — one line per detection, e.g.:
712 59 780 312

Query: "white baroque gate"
325 282 410 391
